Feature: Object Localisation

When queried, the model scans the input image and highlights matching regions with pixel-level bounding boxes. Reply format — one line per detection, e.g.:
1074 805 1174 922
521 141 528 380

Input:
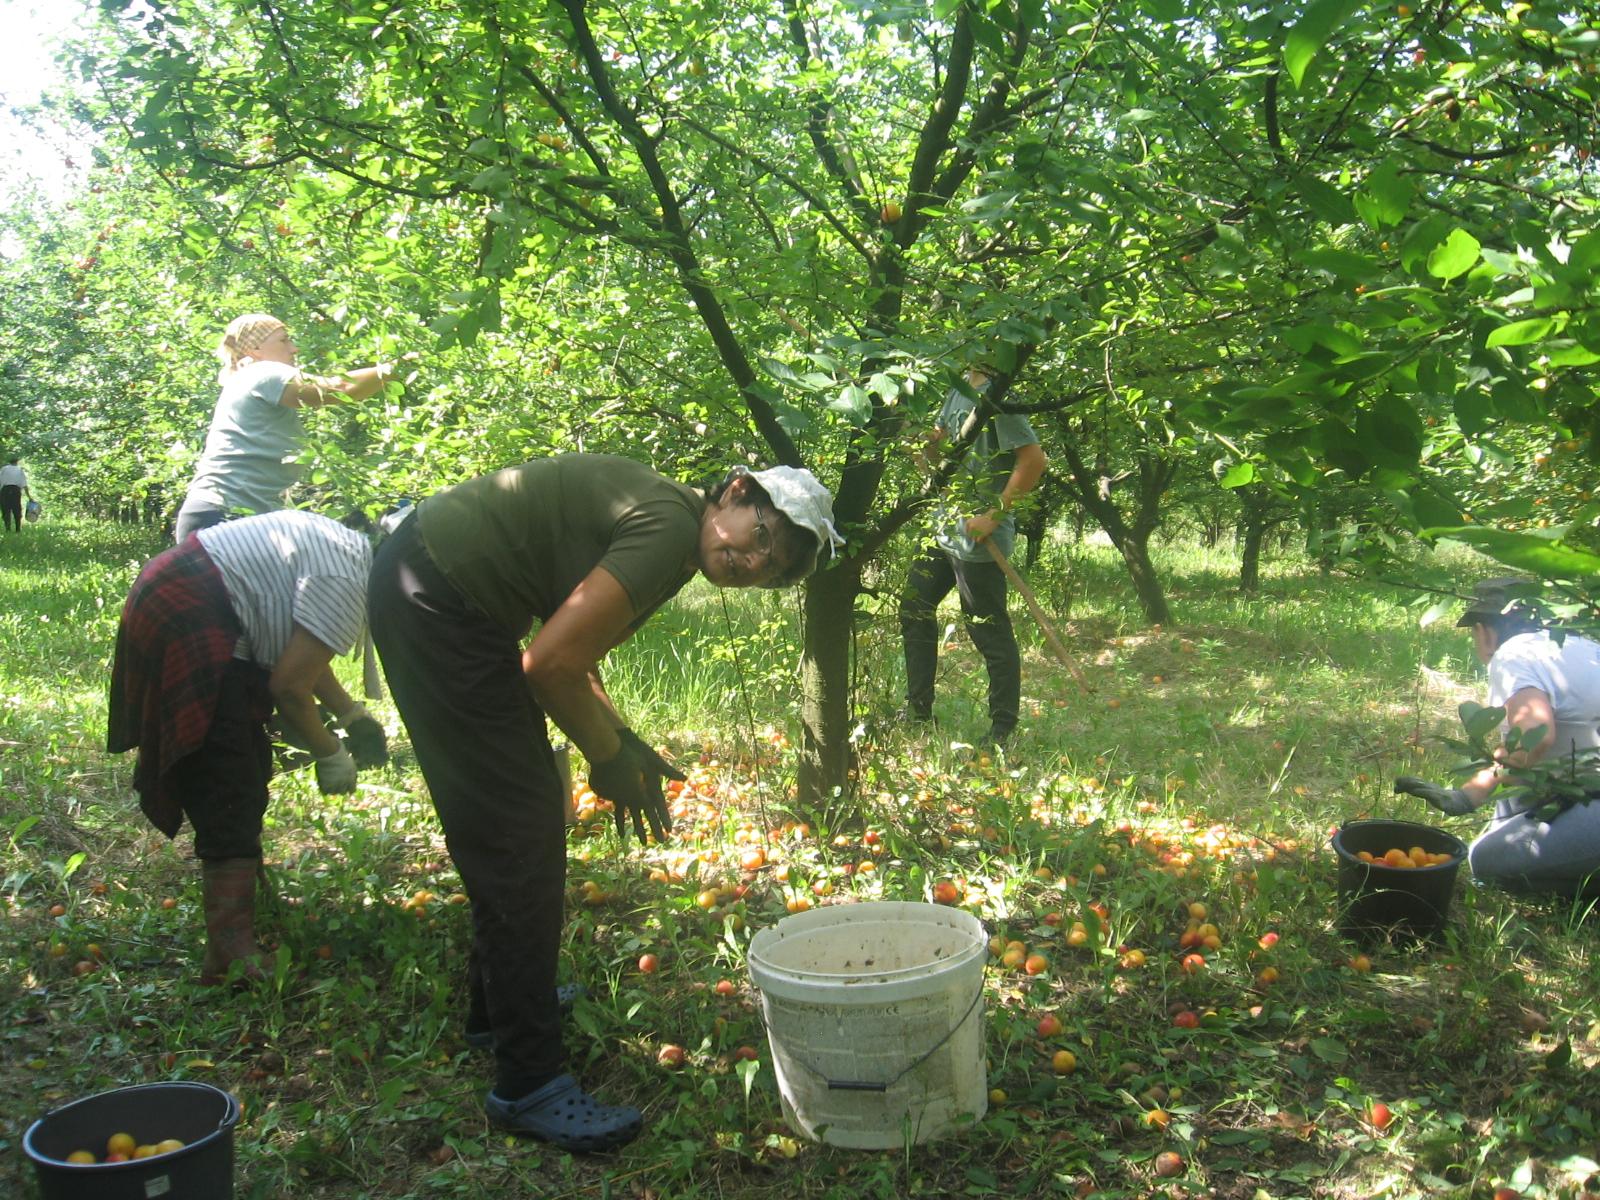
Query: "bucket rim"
23 1080 239 1171
1331 819 1468 869
748 900 987 989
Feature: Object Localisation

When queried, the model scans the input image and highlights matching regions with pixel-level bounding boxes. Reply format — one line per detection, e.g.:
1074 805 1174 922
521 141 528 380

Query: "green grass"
3 518 1599 1199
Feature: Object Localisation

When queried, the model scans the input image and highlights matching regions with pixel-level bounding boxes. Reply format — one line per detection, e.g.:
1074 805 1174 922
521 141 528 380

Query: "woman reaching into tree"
174 313 408 543
367 454 842 1152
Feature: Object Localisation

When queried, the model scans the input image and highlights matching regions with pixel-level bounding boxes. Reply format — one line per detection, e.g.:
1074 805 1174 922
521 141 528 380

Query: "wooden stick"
982 538 1093 693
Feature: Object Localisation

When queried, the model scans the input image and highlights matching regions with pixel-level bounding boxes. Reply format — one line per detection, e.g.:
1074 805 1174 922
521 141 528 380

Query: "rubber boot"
200 857 265 985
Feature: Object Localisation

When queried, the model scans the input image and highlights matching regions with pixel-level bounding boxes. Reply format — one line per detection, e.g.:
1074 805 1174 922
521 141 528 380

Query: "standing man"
1 455 32 532
1395 577 1600 895
900 365 1047 746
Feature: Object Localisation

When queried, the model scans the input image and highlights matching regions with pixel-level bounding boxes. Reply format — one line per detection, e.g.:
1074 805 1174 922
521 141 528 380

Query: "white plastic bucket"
747 900 988 1148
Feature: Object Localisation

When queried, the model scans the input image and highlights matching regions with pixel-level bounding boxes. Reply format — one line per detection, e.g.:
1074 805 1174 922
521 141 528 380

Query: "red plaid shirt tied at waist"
107 538 271 836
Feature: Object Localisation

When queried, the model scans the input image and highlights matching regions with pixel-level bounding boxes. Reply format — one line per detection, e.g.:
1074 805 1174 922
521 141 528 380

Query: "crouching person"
107 510 386 983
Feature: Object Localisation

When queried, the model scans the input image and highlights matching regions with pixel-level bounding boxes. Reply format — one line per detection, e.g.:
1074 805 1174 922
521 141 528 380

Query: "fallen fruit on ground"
1051 1049 1077 1074
1036 1013 1063 1038
1367 1101 1393 1131
1153 1150 1184 1177
658 1044 687 1068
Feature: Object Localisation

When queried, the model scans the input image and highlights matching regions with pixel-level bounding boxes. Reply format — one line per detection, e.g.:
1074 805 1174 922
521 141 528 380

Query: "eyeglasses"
752 501 774 560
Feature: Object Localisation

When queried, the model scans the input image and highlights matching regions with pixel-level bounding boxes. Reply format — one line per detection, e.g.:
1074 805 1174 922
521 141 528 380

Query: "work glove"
588 731 680 845
1393 776 1477 816
338 703 389 770
315 745 358 795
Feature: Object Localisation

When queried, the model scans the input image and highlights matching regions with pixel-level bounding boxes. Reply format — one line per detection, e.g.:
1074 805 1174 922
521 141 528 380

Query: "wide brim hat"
1456 576 1536 627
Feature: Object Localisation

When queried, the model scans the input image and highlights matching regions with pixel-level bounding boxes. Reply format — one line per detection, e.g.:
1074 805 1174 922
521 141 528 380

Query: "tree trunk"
1239 520 1264 594
795 558 862 819
1053 435 1176 626
1238 486 1270 594
1116 531 1171 625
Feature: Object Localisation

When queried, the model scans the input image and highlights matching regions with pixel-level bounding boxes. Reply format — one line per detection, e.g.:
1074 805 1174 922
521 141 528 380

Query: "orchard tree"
69 0 1600 806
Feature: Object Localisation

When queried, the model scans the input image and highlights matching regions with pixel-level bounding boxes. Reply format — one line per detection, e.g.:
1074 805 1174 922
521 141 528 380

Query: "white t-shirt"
183 360 305 515
0 464 27 488
197 509 370 668
1487 630 1600 757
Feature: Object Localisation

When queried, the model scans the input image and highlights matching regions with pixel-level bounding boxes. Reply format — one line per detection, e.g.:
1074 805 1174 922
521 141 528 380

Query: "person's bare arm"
521 566 637 765
966 442 1048 542
269 627 342 757
1461 685 1557 801
279 362 400 410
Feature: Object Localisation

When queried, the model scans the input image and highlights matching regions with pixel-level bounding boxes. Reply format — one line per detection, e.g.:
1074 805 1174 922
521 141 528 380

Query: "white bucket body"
747 901 987 1148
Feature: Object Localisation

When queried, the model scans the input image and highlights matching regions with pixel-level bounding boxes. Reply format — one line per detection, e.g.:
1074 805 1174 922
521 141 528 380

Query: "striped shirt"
197 510 371 667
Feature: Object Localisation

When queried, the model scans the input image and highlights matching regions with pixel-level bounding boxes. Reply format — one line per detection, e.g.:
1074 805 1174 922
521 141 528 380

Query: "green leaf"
1282 323 1362 357
1295 248 1378 283
1485 317 1556 348
1546 342 1600 367
1567 230 1600 274
1309 1036 1348 1063
758 356 799 385
827 385 871 427
1459 701 1506 740
1354 161 1415 229
1419 598 1455 627
1423 526 1600 578
1410 488 1461 531
1220 462 1256 487
736 1055 759 1101
1285 0 1358 87
1427 229 1481 281
1295 174 1356 226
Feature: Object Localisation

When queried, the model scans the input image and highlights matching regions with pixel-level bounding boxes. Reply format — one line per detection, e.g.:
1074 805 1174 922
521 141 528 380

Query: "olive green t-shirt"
417 455 705 638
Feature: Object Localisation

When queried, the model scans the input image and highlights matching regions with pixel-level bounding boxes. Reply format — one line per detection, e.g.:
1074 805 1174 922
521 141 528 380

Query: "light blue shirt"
183 360 304 516
931 385 1040 563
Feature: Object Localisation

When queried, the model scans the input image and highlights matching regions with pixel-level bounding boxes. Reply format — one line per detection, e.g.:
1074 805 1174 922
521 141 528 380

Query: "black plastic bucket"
1332 818 1469 945
24 1081 239 1199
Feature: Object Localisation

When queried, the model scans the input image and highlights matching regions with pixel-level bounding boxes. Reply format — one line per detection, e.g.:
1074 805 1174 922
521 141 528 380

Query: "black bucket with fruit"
24 1081 239 1199
1332 818 1469 945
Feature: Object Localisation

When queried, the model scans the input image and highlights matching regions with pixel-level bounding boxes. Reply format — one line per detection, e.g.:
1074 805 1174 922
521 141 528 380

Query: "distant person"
900 365 1046 746
0 455 32 533
1396 577 1600 896
107 510 388 984
174 313 408 543
368 455 842 1151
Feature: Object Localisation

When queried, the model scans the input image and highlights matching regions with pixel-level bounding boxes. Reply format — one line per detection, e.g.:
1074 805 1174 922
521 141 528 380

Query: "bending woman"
108 510 387 982
368 454 841 1152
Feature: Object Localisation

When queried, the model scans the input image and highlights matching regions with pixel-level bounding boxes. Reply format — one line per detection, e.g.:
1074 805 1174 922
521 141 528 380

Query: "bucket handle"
765 983 985 1093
